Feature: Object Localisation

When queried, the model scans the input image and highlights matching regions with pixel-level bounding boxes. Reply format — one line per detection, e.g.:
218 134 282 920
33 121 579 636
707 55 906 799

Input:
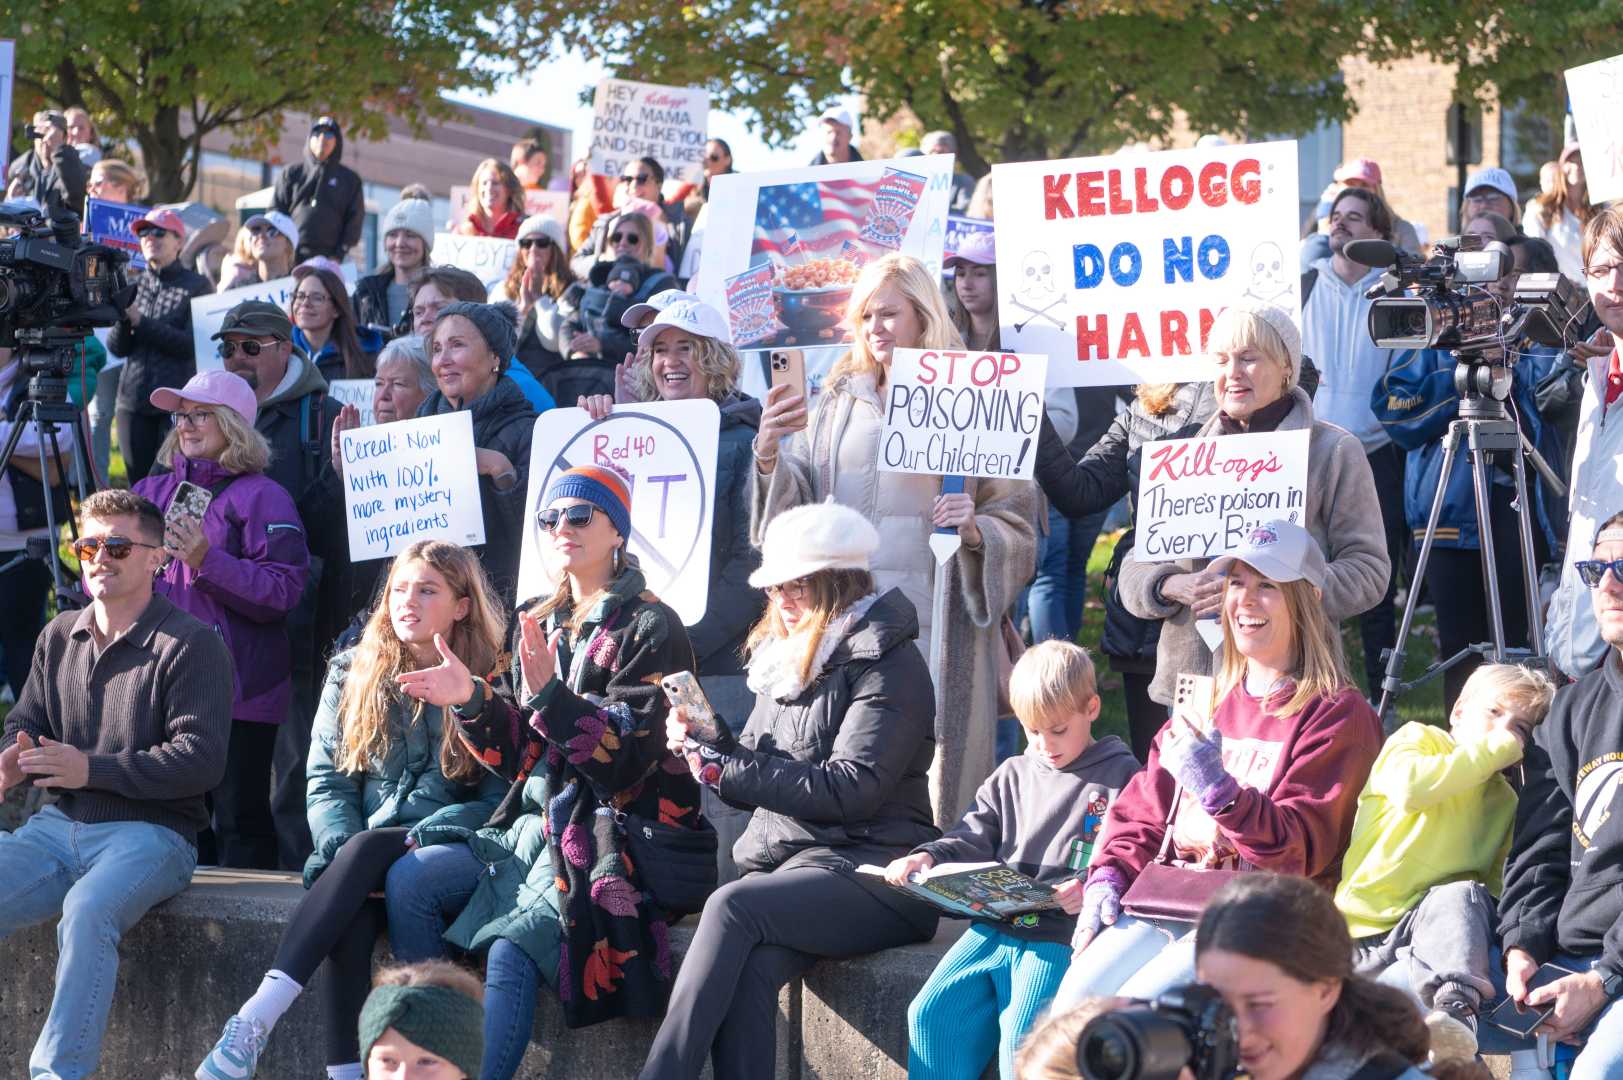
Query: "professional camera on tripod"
1348 233 1584 719
0 200 134 607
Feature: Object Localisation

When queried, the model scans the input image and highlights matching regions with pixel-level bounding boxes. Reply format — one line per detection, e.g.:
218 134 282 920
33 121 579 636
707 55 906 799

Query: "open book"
855 862 1059 921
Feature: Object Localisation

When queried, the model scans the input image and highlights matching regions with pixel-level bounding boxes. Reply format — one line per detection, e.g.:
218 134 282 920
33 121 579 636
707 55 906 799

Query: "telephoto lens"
1075 984 1243 1080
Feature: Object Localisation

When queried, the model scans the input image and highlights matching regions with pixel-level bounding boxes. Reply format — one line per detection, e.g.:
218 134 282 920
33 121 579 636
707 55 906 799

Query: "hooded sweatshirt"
1301 256 1392 453
914 735 1141 942
273 126 365 261
1093 681 1382 890
1499 652 1623 987
256 346 339 510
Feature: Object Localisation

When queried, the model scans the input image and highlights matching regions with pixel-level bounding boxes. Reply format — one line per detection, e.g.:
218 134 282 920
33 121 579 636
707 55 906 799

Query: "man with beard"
1301 185 1404 700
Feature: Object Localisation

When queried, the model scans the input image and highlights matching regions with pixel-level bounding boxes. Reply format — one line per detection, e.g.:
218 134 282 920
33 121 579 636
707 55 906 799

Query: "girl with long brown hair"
292 262 381 381
456 157 526 239
1523 143 1594 283
197 541 509 1080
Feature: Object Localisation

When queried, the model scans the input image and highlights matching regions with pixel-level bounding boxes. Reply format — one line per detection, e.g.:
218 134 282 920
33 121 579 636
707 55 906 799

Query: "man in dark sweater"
1498 507 1623 1073
0 489 232 1079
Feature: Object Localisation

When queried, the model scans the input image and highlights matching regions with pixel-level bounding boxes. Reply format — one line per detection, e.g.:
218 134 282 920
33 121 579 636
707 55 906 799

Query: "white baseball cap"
621 288 701 329
1463 167 1518 206
641 298 733 345
1208 519 1327 592
818 107 855 131
245 209 299 249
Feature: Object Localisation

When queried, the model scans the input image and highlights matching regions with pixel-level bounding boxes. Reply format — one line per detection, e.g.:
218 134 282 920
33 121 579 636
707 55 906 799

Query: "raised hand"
517 609 562 701
395 633 476 709
329 403 363 477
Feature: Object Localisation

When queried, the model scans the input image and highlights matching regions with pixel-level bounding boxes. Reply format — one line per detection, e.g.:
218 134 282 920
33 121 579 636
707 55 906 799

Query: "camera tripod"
1375 362 1564 728
0 333 101 612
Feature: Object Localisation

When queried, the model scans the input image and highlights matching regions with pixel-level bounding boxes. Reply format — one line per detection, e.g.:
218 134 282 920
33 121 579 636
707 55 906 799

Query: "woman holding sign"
1054 520 1381 1009
752 252 1038 828
133 369 310 868
383 467 703 1076
1117 300 1388 711
419 300 538 601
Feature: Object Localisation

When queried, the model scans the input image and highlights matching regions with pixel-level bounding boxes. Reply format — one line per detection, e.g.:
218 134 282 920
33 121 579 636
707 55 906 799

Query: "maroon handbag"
1119 783 1244 923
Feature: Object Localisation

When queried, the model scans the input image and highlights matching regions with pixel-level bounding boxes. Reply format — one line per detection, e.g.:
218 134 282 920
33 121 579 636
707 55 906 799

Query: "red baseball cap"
132 207 186 240
1333 158 1383 189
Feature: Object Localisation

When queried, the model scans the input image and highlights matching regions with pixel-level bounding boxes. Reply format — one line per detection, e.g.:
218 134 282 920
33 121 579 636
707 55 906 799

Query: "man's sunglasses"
70 536 160 561
518 236 555 250
217 338 275 360
619 174 653 186
1576 559 1623 588
138 227 173 240
537 505 601 532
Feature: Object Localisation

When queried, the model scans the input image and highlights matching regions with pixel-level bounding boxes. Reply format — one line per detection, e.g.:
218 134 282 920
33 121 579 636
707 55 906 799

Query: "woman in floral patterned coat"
385 465 702 1077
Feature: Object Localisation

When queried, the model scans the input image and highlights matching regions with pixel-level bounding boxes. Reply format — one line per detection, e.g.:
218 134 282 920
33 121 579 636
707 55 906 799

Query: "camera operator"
1370 221 1560 711
1543 207 1623 680
4 110 86 217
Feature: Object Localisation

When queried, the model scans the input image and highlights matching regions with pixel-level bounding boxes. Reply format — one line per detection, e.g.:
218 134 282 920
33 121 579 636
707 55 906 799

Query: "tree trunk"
137 105 194 204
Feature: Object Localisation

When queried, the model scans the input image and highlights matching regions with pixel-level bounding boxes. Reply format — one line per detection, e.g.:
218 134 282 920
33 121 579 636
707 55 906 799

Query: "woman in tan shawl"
750 253 1038 827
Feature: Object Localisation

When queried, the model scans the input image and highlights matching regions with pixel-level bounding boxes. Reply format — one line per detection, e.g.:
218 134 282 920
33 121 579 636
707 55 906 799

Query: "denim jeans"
384 840 486 962
1464 949 1623 1078
483 938 541 1080
1027 504 1106 645
1050 914 1198 1012
0 804 196 1080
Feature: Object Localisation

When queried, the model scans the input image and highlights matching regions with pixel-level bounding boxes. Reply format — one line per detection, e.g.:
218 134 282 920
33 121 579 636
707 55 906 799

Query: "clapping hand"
329 404 363 477
517 609 562 701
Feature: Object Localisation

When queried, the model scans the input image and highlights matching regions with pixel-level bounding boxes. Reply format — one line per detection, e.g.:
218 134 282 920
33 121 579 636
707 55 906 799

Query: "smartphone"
1174 673 1215 728
165 481 214 533
1487 962 1579 1038
661 671 722 743
768 348 807 405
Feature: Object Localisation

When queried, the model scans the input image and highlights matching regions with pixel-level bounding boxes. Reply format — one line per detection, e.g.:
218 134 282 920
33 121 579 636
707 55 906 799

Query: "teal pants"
907 922 1071 1080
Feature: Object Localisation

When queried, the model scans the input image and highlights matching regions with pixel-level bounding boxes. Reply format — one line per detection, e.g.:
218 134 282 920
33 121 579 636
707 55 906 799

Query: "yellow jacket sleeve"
1366 723 1523 813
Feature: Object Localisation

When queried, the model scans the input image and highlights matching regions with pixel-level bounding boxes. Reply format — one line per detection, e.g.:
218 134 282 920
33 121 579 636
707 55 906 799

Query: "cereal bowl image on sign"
516 400 720 623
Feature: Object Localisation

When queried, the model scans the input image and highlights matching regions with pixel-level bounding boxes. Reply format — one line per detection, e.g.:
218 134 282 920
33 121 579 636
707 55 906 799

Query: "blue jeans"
1027 504 1104 645
1465 950 1623 1078
0 804 197 1080
483 939 541 1080
383 840 485 962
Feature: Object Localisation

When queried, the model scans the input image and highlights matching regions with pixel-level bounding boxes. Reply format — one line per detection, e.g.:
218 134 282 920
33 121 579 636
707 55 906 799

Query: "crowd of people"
0 103 1620 1080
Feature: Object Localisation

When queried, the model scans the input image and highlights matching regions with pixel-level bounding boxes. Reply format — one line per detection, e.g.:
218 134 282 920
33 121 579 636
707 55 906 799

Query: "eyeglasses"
1576 559 1623 588
764 578 810 602
1583 262 1623 280
217 338 274 360
70 536 160 561
291 290 331 307
610 232 640 246
619 174 653 186
518 236 554 250
537 504 600 532
173 409 217 428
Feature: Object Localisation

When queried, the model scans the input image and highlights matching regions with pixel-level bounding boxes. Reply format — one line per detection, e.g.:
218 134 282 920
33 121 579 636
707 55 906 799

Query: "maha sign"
589 78 709 185
879 348 1048 481
340 411 485 562
516 400 719 622
992 141 1299 387
1133 429 1309 563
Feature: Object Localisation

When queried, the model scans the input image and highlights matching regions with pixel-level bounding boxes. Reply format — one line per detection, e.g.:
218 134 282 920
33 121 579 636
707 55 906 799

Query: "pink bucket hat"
150 369 258 425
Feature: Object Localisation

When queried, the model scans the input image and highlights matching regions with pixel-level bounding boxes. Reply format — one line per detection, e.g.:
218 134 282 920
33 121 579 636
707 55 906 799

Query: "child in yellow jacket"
1335 662 1557 1049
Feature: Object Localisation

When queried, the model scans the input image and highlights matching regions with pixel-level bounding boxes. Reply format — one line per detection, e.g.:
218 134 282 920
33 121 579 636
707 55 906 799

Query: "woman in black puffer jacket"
640 501 940 1080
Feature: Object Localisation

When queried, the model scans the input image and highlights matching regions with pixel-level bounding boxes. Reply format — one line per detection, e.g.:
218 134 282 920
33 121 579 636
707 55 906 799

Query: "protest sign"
589 78 710 185
516 400 719 622
328 379 375 427
0 42 13 178
340 411 484 562
84 198 147 269
946 214 994 259
194 275 296 371
1133 429 1309 563
432 232 517 291
1566 53 1623 206
878 348 1048 482
693 155 954 408
992 141 1299 388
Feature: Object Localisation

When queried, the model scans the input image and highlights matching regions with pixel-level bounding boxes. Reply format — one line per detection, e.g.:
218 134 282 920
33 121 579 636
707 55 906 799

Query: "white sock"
237 969 304 1036
326 1064 364 1080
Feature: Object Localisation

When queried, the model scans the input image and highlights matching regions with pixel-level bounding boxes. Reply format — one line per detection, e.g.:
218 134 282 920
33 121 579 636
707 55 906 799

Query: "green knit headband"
358 984 484 1077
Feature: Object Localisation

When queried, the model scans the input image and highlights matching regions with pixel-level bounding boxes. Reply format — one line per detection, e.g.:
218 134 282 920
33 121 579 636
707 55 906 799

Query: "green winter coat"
303 649 507 887
411 565 703 1029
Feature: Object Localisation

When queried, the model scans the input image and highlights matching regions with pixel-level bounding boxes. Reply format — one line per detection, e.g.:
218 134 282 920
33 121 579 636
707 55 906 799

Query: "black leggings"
638 867 933 1080
274 827 410 1065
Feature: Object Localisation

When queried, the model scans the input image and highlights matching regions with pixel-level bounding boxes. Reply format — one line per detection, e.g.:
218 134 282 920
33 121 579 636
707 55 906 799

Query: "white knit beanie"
1221 298 1303 390
381 197 435 248
749 501 880 589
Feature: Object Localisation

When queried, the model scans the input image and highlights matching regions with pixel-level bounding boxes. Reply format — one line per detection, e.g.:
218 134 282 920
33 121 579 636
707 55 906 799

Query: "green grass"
1077 529 1445 747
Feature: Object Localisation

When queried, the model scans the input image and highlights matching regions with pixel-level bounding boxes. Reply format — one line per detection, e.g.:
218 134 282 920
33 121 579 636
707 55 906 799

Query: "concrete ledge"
0 869 992 1079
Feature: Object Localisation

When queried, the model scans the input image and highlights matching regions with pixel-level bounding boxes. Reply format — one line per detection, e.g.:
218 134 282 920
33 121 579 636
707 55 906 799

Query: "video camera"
0 200 133 388
1075 984 1243 1080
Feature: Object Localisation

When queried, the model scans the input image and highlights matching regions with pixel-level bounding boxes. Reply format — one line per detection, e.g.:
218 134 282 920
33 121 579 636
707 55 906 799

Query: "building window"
1295 119 1344 230
1500 102 1563 209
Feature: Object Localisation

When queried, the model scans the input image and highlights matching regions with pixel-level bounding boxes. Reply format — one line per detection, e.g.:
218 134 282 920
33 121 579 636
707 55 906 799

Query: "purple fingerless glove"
1161 726 1240 813
1074 867 1128 949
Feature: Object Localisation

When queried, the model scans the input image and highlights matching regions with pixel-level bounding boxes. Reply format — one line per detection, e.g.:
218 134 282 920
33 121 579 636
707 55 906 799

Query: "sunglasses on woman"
619 173 653 186
610 232 640 246
247 224 279 237
518 236 554 250
537 504 601 532
1576 559 1623 588
70 536 161 561
139 227 172 240
217 339 273 360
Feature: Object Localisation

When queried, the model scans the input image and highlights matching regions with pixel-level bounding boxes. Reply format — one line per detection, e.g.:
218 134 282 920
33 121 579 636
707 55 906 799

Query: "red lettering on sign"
1161 166 1193 210
1198 161 1228 207
1231 158 1262 203
1162 310 1190 355
1043 174 1073 220
1120 313 1150 357
1134 168 1160 213
1076 314 1109 360
1076 171 1105 216
1107 171 1133 215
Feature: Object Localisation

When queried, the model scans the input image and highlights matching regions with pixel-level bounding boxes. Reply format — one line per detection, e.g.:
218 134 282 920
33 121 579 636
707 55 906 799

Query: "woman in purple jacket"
134 370 310 868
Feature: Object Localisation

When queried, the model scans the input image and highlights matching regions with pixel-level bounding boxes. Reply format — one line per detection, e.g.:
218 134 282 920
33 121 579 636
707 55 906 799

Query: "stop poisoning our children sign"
878 348 1048 482
991 140 1300 388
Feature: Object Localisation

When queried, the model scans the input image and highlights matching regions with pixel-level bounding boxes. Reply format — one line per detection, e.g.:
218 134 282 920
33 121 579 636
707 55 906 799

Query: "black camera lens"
1077 1012 1195 1080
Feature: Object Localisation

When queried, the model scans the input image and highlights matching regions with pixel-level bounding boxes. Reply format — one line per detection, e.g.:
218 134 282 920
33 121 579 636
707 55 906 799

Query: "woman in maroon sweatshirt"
1052 520 1383 1010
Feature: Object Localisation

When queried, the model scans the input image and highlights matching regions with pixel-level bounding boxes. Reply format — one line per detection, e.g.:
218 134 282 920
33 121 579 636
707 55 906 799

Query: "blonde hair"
745 567 877 687
1008 640 1099 731
1207 305 1296 391
1215 571 1353 717
373 960 484 1003
1458 663 1557 735
156 399 271 475
1134 382 1180 417
89 158 146 200
629 326 741 403
604 209 658 270
827 254 963 387
1013 997 1120 1080
336 542 507 785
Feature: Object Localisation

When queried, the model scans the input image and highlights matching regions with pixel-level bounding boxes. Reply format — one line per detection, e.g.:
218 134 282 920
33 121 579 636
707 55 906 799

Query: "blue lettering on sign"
1108 242 1142 286
1198 235 1231 279
1073 244 1104 288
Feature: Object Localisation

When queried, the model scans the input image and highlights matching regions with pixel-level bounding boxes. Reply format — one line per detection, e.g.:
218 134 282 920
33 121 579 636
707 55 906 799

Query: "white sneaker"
196 1014 267 1079
1424 1007 1478 1063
